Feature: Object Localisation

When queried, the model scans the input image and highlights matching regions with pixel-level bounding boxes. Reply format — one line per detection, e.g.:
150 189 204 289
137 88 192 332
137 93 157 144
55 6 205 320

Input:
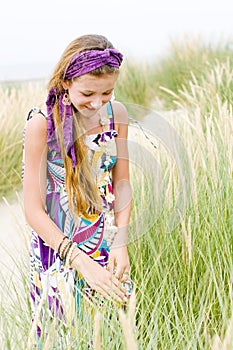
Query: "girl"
23 34 132 341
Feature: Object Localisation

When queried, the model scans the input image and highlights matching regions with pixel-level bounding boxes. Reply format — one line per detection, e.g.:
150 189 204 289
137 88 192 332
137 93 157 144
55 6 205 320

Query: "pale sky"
0 0 232 80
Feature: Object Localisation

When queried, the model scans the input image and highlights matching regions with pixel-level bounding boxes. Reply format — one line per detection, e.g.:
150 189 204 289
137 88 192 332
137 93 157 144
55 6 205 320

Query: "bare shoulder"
111 100 128 125
25 112 48 146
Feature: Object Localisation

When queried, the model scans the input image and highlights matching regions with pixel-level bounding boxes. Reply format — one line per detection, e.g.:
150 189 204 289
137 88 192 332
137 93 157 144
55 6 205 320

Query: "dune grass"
0 80 47 199
0 35 232 349
116 35 233 109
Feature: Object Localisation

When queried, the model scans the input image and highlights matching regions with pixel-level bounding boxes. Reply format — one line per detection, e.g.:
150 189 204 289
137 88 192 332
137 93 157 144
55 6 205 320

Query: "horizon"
1 0 232 82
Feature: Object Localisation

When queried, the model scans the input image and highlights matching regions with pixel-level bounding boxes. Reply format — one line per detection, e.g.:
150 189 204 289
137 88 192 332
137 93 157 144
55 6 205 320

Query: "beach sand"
0 191 30 304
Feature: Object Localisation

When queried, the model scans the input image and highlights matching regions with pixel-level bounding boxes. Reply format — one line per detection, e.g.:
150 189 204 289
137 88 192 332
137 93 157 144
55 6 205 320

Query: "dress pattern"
22 102 132 337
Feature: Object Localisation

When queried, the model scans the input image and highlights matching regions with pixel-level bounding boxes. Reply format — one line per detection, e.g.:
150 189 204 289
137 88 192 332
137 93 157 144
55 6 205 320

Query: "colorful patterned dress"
22 102 132 337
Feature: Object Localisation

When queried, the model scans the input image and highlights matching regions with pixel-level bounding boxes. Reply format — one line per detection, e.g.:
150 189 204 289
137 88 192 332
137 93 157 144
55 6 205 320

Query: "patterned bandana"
64 48 123 80
46 48 123 168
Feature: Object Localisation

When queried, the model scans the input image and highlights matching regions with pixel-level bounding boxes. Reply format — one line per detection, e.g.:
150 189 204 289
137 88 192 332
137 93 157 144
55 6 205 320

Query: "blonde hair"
47 35 119 218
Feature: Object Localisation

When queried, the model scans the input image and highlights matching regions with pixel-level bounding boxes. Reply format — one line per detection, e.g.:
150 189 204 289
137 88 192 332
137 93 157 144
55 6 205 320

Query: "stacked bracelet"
58 237 71 260
64 242 76 267
63 241 73 259
57 236 83 267
57 236 68 258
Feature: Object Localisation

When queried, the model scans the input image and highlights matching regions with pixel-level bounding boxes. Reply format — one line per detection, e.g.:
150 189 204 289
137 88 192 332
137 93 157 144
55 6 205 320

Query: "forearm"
23 115 66 252
25 205 88 270
24 206 66 252
112 179 132 248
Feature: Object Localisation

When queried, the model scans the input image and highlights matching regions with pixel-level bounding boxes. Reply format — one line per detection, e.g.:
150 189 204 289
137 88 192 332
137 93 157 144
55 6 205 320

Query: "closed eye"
82 92 93 97
81 89 113 97
103 90 113 95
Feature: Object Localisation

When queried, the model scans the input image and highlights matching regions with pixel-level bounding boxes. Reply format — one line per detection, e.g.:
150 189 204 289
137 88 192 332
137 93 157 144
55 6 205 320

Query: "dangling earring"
62 91 71 106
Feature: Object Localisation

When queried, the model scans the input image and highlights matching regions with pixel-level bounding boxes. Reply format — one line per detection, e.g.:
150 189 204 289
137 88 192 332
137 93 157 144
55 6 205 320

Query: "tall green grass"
0 36 232 349
0 80 46 199
128 56 233 349
116 35 233 109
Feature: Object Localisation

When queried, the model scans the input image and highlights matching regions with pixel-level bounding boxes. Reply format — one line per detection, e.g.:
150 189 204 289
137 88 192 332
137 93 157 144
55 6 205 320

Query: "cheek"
68 91 113 107
69 91 86 106
102 93 113 103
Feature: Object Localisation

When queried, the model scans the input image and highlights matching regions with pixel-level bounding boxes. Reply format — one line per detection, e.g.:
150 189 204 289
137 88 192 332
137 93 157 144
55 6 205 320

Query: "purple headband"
64 48 123 80
46 48 123 168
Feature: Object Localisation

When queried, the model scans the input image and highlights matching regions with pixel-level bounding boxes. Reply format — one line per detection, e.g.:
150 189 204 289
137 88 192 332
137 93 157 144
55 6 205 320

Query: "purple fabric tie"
46 88 76 168
46 48 123 168
64 48 123 80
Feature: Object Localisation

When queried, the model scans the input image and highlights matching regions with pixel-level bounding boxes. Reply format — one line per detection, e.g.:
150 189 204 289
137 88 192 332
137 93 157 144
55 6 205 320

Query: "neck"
77 111 107 136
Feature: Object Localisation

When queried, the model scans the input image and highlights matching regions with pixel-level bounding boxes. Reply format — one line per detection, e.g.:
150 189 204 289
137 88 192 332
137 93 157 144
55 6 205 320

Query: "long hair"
47 34 119 218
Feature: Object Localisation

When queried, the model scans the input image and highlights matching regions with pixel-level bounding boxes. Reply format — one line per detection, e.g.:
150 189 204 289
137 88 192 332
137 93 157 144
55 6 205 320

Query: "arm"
108 101 132 280
23 114 127 302
23 114 65 250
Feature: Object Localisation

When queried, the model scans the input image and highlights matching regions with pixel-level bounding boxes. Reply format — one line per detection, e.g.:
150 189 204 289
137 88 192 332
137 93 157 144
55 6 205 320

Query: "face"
63 73 118 118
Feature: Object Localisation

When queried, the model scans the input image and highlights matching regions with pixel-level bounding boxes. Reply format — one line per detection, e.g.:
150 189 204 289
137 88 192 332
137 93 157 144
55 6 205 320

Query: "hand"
107 246 131 283
73 251 128 303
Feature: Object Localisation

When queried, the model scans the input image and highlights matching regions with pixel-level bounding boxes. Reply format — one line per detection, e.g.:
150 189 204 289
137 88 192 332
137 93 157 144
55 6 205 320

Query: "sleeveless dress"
22 102 132 337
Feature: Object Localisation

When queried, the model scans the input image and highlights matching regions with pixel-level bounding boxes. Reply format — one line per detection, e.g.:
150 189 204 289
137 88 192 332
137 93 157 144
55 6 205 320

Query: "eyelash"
82 91 112 97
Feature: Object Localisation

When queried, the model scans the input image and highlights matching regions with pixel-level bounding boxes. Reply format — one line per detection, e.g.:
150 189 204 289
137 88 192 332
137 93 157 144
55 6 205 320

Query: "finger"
96 274 126 302
108 278 128 301
121 271 130 283
90 272 126 302
97 283 125 303
107 258 115 275
115 267 130 281
94 287 116 302
114 266 124 280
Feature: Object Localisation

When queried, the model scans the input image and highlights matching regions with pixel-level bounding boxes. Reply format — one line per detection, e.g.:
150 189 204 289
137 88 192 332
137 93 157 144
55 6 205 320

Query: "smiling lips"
85 103 103 112
90 102 102 109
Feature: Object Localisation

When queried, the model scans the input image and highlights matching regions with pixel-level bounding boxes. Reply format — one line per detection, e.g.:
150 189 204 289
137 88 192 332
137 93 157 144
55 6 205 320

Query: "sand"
0 191 30 303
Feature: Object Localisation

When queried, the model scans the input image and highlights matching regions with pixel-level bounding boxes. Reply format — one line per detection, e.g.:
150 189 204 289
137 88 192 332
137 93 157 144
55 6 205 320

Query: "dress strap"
27 107 47 121
107 102 114 130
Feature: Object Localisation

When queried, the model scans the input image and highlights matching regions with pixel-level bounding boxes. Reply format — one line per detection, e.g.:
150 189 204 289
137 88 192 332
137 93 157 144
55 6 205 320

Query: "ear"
62 80 70 90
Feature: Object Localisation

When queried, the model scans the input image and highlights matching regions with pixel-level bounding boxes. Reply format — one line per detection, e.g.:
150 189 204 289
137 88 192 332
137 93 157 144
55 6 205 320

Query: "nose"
90 97 102 109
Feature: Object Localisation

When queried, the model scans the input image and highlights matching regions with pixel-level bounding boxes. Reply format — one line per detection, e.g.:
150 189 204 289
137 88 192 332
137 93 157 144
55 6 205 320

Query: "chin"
80 108 96 118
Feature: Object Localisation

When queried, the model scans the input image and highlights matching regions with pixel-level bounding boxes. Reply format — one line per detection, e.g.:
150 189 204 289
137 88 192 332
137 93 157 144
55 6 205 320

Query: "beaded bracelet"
57 236 69 259
61 240 73 261
64 242 76 267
